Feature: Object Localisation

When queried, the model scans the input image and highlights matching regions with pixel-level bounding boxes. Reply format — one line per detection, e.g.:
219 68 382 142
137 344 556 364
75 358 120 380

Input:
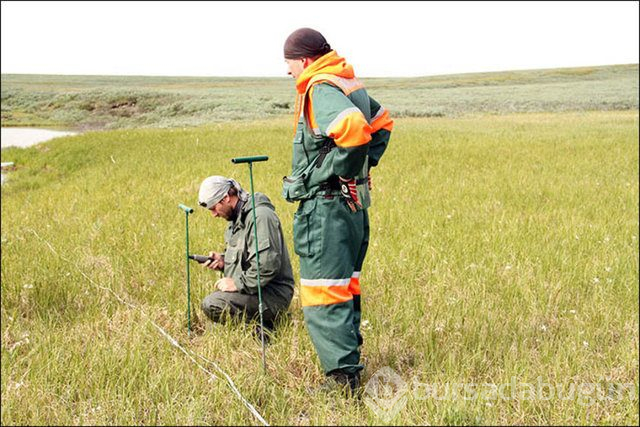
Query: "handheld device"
189 254 215 264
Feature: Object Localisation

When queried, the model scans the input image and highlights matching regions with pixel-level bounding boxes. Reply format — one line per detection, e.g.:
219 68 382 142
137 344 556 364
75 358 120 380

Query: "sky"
1 1 638 78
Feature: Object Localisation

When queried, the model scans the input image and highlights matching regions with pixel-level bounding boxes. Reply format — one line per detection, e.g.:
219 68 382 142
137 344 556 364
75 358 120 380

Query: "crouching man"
197 175 294 334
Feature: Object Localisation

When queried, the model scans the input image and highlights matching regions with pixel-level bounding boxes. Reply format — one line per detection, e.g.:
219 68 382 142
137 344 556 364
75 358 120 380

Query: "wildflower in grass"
7 381 25 392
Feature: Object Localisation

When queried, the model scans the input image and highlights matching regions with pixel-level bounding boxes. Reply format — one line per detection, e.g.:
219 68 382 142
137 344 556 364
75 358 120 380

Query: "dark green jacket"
223 193 294 309
282 52 393 204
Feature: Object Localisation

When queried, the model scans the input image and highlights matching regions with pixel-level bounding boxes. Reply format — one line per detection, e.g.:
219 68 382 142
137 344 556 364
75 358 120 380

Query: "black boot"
335 371 361 395
313 371 361 398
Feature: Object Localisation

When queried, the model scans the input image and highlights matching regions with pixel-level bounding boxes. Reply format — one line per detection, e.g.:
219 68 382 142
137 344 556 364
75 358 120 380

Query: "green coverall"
283 51 393 378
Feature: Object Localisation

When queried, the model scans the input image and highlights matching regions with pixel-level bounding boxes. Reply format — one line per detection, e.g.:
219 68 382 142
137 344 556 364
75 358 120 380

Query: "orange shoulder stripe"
327 109 372 148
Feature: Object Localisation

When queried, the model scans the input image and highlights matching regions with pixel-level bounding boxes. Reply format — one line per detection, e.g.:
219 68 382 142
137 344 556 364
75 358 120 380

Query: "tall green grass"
1 112 638 425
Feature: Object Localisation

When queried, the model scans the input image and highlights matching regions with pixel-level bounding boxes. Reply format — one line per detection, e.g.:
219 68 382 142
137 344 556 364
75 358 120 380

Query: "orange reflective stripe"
300 284 352 307
371 107 394 132
333 76 365 95
307 86 320 135
327 110 372 148
292 93 304 136
348 276 361 296
305 74 364 96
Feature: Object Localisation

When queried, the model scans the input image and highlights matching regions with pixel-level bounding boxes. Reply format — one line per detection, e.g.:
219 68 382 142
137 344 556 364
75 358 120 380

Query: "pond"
1 128 78 184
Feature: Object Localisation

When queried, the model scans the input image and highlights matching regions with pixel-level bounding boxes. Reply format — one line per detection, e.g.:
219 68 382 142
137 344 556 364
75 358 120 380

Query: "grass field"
2 111 638 425
1 66 639 425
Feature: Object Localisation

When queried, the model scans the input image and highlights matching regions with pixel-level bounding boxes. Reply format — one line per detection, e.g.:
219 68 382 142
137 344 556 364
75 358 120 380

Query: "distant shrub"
271 102 290 110
397 109 446 118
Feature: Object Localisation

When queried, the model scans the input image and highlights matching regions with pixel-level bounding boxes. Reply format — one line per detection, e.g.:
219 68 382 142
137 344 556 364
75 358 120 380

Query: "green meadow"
1 66 638 425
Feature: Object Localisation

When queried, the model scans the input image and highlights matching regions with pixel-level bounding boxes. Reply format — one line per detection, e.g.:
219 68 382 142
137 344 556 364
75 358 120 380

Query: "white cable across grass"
28 228 269 427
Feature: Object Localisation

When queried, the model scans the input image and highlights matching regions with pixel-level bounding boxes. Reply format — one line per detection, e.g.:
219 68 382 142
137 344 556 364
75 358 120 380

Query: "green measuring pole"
232 155 269 372
178 204 194 335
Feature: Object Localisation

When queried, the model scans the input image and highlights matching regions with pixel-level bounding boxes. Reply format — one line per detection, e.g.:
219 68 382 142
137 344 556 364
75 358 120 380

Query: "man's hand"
339 176 362 213
215 277 238 292
203 251 224 271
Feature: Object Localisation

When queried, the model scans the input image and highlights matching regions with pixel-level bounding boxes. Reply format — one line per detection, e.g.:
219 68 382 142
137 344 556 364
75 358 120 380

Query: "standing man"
281 28 394 393
198 176 294 336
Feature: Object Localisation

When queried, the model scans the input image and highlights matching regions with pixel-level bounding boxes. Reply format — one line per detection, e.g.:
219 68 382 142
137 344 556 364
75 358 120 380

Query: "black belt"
318 176 367 192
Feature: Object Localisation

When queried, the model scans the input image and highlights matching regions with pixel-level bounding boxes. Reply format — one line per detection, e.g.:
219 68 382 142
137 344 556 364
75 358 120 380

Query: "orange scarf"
291 51 355 135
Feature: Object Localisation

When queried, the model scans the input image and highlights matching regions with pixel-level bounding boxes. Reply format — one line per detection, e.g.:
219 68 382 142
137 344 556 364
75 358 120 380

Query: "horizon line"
1 63 637 80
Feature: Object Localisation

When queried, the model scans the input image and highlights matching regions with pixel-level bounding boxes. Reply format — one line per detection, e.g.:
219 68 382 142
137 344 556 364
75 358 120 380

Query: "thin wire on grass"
28 228 269 427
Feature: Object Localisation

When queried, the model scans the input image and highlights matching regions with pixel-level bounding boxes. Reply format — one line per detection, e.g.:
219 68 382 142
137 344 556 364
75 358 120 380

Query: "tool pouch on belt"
283 121 316 202
283 151 326 201
283 137 338 202
282 173 310 202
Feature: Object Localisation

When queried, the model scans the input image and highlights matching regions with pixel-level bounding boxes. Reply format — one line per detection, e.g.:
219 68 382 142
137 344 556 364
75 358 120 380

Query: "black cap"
284 28 332 59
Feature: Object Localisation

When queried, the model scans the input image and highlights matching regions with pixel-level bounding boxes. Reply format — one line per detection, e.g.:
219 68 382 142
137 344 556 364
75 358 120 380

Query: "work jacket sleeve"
233 207 283 294
310 83 372 178
367 96 394 168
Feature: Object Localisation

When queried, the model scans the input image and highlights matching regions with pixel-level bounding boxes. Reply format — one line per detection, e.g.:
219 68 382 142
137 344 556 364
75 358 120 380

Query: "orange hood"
295 51 355 94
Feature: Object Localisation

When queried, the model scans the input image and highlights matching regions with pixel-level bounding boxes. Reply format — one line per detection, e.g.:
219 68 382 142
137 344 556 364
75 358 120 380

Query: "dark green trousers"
201 290 290 330
294 196 369 375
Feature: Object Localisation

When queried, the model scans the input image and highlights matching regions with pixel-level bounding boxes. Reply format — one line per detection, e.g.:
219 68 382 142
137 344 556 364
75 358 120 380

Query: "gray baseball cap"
198 176 242 209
